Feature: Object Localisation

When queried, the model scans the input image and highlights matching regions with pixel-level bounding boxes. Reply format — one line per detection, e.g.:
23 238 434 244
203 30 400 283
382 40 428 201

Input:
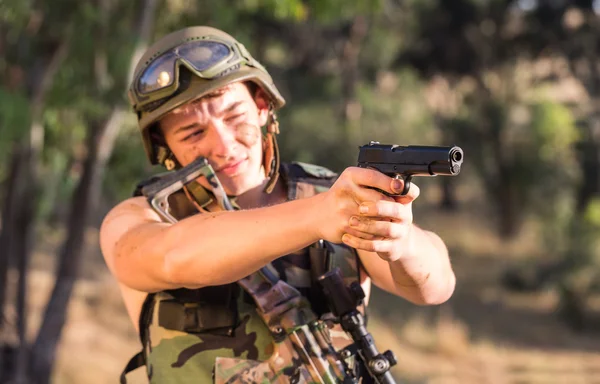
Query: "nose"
210 122 238 158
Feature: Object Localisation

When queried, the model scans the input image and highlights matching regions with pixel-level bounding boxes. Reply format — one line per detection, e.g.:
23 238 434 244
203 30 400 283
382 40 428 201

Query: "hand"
315 167 419 262
342 180 420 262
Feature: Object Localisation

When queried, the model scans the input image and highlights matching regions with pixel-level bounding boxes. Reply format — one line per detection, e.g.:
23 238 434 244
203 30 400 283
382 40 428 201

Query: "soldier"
100 26 456 383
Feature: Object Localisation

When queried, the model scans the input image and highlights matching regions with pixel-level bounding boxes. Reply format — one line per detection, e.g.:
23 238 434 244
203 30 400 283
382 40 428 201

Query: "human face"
159 82 269 196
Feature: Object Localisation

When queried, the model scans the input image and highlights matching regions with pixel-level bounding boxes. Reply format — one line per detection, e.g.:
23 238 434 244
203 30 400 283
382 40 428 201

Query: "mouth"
216 158 247 176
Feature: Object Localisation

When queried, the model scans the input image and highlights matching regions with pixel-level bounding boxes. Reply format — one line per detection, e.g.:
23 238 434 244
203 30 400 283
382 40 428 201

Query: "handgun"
357 142 464 195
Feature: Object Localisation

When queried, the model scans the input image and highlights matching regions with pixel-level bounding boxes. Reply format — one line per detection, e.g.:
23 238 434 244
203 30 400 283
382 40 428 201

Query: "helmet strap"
262 107 280 194
163 151 180 171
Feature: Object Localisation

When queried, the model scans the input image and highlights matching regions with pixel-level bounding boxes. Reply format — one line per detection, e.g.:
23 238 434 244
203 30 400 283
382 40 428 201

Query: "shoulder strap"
120 292 155 382
119 352 145 384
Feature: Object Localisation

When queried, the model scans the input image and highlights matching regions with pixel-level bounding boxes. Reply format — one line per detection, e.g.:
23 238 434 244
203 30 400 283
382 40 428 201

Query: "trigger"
401 175 412 196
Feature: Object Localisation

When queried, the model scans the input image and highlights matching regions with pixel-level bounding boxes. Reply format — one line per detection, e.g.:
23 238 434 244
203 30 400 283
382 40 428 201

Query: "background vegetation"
0 0 599 382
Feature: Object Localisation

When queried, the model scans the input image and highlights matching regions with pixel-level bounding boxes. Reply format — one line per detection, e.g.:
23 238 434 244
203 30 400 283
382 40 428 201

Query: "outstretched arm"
356 227 455 305
341 181 456 305
100 194 322 292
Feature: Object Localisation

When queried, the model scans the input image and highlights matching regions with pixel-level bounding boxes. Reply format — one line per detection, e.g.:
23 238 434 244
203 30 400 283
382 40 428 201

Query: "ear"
253 88 270 127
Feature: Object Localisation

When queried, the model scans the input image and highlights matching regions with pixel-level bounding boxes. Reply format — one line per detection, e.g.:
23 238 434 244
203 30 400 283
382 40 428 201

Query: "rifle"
357 142 464 195
319 268 397 384
141 156 233 224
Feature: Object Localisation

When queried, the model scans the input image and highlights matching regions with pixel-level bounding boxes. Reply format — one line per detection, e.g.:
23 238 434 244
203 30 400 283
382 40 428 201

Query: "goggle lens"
138 52 177 94
177 41 231 71
137 40 234 95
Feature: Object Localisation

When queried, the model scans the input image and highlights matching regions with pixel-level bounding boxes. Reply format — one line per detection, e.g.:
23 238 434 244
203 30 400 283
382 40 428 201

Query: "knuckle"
343 167 359 181
394 203 403 218
366 171 377 185
341 218 351 231
359 168 376 186
385 223 398 238
371 241 384 253
336 198 349 212
371 202 382 216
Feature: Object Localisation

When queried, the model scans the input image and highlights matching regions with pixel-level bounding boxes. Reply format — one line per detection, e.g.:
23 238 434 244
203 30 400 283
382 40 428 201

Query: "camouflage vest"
121 162 365 384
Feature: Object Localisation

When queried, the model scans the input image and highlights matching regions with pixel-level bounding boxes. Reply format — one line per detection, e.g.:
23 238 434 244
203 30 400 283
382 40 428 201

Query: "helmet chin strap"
262 107 280 194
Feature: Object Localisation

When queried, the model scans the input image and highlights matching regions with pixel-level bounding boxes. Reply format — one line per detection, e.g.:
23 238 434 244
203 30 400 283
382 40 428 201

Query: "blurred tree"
28 0 159 382
0 0 72 381
391 0 597 238
393 0 600 326
0 0 159 381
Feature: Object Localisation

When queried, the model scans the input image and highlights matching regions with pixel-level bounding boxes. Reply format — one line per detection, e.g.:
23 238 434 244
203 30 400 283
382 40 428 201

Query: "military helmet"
128 26 286 165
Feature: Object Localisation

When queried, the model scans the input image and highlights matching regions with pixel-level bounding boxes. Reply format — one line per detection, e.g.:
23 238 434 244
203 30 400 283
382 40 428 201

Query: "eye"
182 129 205 141
225 112 245 123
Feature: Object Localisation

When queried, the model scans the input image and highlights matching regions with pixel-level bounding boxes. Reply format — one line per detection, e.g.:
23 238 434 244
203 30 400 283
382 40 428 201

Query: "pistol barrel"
357 143 463 177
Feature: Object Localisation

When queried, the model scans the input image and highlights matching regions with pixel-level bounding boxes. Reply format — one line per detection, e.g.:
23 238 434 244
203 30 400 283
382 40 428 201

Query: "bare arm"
100 195 323 292
340 177 456 306
357 225 455 305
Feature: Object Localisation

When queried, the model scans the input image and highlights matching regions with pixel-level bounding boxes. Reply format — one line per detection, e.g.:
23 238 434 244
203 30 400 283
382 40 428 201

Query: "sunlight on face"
159 82 269 196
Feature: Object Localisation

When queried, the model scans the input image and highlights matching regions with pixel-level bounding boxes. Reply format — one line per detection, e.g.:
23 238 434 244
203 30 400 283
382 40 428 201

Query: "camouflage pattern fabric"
133 162 363 383
213 321 348 384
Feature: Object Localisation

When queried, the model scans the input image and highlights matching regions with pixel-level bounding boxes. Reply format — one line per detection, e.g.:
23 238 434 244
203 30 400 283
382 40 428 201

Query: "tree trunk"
440 178 458 211
0 149 24 327
7 34 71 384
29 0 158 381
575 139 600 213
437 111 459 211
497 178 518 238
29 118 105 382
0 147 27 383
12 146 38 384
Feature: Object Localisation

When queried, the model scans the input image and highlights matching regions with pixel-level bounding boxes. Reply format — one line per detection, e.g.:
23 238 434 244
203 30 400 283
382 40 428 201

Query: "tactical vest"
122 162 365 384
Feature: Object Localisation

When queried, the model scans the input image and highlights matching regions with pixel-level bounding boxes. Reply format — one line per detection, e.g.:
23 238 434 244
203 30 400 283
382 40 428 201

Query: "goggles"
129 36 264 112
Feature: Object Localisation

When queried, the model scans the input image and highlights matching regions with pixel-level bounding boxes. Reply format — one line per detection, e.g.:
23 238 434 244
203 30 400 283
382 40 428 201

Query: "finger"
345 226 383 241
394 182 420 203
346 167 405 195
353 184 395 205
349 216 408 239
358 201 413 223
358 200 413 222
341 233 395 254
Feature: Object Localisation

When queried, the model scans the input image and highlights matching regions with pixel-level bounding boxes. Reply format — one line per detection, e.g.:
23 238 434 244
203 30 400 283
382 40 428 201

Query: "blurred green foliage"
0 0 598 301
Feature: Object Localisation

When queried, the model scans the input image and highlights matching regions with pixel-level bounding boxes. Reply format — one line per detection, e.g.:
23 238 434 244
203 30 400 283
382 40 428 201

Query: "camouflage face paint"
235 122 262 148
